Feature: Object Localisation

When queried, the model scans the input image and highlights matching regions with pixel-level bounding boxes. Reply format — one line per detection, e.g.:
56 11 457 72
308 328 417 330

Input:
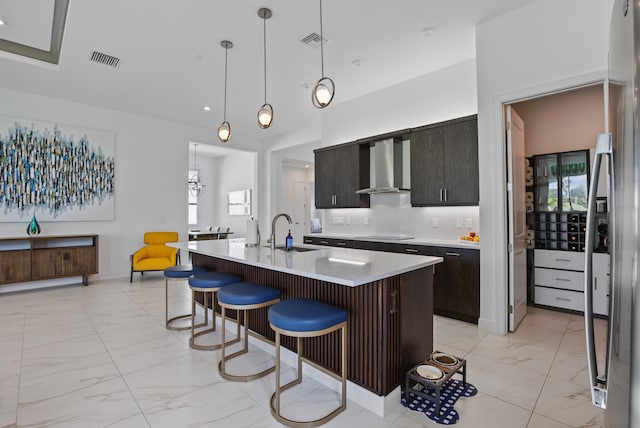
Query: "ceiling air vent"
300 32 327 47
90 51 120 68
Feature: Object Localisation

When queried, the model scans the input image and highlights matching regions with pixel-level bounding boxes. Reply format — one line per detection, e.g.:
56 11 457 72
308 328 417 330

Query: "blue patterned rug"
402 379 478 425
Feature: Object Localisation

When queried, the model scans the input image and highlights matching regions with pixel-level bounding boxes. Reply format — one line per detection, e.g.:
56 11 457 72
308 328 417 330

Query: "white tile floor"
0 276 607 428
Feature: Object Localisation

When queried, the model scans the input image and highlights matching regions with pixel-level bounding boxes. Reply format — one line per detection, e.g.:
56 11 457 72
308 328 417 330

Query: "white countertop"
304 233 481 249
171 239 443 287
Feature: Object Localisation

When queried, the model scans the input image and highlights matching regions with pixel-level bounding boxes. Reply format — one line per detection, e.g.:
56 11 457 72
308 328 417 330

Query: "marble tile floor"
0 276 607 428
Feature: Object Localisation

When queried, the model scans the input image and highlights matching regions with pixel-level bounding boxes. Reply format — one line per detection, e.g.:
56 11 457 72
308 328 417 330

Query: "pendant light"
257 8 273 128
217 40 233 143
311 0 335 108
188 144 206 196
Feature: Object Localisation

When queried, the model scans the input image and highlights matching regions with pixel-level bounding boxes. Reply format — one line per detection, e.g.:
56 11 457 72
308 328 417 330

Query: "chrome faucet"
270 213 292 250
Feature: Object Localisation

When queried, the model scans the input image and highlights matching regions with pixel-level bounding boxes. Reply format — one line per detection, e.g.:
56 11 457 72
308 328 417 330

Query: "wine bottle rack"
535 212 586 251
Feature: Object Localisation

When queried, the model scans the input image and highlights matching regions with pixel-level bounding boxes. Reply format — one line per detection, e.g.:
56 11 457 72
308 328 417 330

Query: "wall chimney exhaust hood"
356 138 410 194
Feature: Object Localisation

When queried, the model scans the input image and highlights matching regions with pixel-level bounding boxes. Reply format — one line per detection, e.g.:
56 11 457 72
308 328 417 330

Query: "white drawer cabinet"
533 249 609 316
535 286 584 312
534 267 584 292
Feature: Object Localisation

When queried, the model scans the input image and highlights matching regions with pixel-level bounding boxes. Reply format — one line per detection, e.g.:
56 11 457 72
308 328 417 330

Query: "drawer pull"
555 297 571 302
405 249 419 253
555 278 572 282
320 240 329 245
445 252 461 257
337 242 347 246
555 258 571 262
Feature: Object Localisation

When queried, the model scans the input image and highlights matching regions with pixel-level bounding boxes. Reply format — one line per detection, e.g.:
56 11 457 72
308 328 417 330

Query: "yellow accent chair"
130 232 180 282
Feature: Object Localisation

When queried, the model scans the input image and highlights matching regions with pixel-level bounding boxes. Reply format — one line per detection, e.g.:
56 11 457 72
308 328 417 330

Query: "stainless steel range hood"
356 138 409 194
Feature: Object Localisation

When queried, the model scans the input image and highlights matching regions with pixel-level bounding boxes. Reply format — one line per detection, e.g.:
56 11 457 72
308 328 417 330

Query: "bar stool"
164 264 208 331
268 298 348 427
216 282 281 381
187 271 242 351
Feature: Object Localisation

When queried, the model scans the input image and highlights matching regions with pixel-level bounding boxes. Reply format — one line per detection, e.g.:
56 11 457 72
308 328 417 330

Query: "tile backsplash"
317 193 479 239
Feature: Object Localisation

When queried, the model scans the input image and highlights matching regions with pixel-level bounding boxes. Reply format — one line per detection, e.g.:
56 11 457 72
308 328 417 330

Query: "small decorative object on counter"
285 229 293 251
26 213 41 236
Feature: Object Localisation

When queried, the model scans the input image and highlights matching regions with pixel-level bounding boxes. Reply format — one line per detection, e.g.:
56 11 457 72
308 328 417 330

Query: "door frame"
493 73 607 335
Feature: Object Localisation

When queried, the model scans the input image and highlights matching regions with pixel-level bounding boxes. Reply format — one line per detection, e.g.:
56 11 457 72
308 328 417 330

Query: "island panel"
191 253 433 396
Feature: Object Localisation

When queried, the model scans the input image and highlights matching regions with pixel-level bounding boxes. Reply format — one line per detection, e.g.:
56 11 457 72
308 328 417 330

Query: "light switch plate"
466 218 473 228
333 216 344 225
456 218 463 228
431 217 439 228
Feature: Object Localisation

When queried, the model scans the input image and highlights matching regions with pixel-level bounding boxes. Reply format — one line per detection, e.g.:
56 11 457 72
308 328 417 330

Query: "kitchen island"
173 239 442 414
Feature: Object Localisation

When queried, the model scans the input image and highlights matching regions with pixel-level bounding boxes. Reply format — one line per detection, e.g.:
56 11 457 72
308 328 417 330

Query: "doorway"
281 159 314 243
504 83 606 332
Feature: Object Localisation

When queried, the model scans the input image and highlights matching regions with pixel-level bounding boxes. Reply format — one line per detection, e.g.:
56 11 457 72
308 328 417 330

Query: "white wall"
321 59 478 147
476 0 612 334
213 151 258 238
0 87 262 280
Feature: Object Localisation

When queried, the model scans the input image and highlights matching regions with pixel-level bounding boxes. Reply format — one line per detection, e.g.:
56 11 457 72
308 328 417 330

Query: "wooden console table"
0 235 99 287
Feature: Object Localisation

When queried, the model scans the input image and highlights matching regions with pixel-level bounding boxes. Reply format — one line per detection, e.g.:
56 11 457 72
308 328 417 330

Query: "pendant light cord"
263 14 267 104
319 0 325 78
223 45 228 121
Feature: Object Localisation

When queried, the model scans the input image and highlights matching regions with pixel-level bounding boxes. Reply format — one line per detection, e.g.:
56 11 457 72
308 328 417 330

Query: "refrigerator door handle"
584 133 613 409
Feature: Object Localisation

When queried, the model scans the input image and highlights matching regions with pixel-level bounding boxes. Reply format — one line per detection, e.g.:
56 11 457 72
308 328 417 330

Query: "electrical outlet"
160 217 167 224
431 217 439 228
456 218 463 228
333 216 344 225
346 216 351 225
364 217 369 225
466 218 473 228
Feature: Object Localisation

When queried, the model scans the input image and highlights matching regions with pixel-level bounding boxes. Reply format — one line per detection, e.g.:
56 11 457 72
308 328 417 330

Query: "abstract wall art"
0 117 115 222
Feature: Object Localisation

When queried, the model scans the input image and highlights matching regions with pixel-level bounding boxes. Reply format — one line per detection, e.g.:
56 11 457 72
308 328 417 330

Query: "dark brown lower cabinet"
305 236 481 324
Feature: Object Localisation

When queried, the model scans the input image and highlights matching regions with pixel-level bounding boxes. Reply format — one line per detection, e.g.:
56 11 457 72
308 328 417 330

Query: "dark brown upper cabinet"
314 143 370 208
410 115 479 206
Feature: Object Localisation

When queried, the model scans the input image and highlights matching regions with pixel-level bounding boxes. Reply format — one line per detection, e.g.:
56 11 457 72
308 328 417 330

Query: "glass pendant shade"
257 103 273 128
217 121 231 142
188 175 205 196
312 77 335 108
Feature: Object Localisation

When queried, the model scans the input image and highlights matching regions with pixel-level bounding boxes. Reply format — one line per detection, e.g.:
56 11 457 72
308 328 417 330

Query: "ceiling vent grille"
90 51 120 68
300 32 327 47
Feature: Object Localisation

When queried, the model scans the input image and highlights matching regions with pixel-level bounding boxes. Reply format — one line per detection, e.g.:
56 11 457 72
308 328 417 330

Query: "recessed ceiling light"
421 26 435 37
305 164 309 168
0 19 6 26
203 106 211 111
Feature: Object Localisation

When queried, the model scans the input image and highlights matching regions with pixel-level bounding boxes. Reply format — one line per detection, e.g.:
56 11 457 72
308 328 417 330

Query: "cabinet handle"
555 278 572 282
405 248 419 253
337 242 347 246
594 277 597 290
445 252 461 257
444 188 448 202
320 240 329 245
439 188 444 202
555 297 571 302
555 258 571 262
390 290 398 314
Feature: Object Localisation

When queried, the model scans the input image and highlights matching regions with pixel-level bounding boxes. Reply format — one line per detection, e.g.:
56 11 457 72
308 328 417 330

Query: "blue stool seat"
218 282 281 306
187 271 242 351
268 298 347 332
164 264 207 279
189 271 241 289
216 282 281 382
164 265 209 331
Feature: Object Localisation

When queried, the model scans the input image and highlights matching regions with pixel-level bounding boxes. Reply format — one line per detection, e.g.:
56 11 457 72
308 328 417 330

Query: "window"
188 169 198 225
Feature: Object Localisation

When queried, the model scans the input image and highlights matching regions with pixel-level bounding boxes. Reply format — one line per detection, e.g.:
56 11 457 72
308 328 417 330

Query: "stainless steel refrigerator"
584 0 639 426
